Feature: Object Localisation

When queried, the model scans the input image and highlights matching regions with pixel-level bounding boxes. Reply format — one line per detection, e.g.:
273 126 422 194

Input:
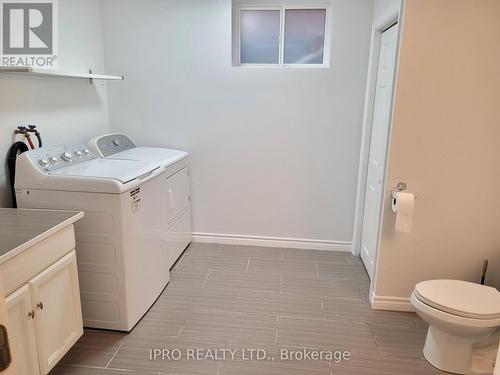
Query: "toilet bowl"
410 279 500 375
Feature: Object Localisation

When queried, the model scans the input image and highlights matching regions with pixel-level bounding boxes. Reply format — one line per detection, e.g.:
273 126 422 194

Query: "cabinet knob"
36 302 44 310
28 311 35 319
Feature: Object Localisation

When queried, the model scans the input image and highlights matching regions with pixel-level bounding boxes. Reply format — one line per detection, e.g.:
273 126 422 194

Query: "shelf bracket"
89 69 93 85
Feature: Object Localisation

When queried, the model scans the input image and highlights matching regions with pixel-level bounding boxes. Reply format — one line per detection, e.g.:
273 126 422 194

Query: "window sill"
234 64 330 69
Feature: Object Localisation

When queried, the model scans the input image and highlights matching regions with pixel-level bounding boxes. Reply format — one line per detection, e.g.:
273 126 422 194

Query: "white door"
6 285 39 375
361 23 399 279
29 251 83 375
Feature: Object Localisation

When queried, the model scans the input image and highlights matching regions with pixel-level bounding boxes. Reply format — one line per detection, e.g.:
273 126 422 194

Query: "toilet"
411 279 500 374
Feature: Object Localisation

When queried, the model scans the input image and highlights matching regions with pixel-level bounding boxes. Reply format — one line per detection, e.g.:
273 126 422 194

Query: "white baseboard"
192 232 352 252
370 293 415 312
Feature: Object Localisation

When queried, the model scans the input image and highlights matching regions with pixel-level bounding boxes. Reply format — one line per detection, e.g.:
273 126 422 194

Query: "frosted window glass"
284 9 326 64
240 10 280 64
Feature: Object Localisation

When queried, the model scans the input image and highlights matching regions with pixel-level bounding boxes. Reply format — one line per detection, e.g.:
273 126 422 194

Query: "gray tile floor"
52 243 445 375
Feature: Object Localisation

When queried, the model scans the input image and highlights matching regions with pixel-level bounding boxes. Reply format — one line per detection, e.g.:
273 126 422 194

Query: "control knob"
49 156 58 164
61 152 73 162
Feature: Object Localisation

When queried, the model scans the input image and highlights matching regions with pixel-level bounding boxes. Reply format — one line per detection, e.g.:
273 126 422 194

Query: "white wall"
0 0 109 207
374 0 500 304
100 0 374 248
373 0 400 19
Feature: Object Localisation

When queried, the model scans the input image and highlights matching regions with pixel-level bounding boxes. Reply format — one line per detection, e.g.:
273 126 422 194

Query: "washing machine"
88 134 192 267
15 144 171 331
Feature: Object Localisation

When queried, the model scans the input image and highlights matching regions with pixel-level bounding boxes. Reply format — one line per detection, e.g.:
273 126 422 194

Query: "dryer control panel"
23 144 98 172
89 134 136 157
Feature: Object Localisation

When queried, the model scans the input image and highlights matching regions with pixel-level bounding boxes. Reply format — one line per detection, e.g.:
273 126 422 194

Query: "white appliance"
14 144 178 331
88 134 192 267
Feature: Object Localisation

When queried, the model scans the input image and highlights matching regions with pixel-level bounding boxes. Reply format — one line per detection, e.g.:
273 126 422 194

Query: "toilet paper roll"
392 192 415 233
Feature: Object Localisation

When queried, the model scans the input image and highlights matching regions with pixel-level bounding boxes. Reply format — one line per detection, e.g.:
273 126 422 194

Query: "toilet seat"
415 279 500 320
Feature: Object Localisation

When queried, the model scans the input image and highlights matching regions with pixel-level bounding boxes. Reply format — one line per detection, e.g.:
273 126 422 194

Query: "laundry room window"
240 9 281 64
234 2 331 67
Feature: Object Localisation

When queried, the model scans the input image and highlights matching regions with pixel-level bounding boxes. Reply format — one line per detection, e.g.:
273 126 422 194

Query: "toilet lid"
415 279 500 320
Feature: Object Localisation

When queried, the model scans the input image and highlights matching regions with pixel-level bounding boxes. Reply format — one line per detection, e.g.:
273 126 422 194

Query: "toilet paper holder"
390 182 417 200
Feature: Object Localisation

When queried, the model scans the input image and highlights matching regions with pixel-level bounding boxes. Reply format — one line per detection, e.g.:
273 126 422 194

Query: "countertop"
0 208 83 264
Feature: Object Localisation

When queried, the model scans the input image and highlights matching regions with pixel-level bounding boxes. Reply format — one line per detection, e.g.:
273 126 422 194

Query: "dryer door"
165 167 191 226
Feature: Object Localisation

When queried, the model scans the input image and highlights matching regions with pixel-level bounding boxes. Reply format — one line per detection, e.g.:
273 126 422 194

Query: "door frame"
352 2 405 263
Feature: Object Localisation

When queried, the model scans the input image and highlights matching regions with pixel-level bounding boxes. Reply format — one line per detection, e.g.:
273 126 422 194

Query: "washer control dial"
49 156 58 164
75 151 83 158
61 152 73 162
38 159 49 166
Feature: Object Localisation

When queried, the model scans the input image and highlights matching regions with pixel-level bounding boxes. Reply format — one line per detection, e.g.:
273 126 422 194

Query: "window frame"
234 2 333 68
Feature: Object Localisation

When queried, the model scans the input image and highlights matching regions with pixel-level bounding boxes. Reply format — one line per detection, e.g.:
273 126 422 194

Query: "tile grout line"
175 253 186 269
245 256 251 273
63 364 133 372
175 323 184 337
367 324 382 354
277 313 378 326
105 339 125 369
202 269 212 288
275 315 279 343
234 288 245 316
275 315 279 344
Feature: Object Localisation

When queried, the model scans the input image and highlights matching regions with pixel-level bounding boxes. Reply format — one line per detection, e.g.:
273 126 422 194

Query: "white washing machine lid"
107 147 188 167
415 279 500 320
50 158 159 183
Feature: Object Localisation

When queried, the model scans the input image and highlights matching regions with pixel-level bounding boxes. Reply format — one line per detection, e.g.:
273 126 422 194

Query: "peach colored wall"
374 0 500 301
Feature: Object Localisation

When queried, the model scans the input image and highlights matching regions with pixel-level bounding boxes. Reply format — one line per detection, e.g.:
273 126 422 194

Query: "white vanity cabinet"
0 209 84 375
21 251 82 374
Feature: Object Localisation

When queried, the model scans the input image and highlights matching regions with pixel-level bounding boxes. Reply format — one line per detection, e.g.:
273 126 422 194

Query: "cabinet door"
29 251 83 375
6 285 39 375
